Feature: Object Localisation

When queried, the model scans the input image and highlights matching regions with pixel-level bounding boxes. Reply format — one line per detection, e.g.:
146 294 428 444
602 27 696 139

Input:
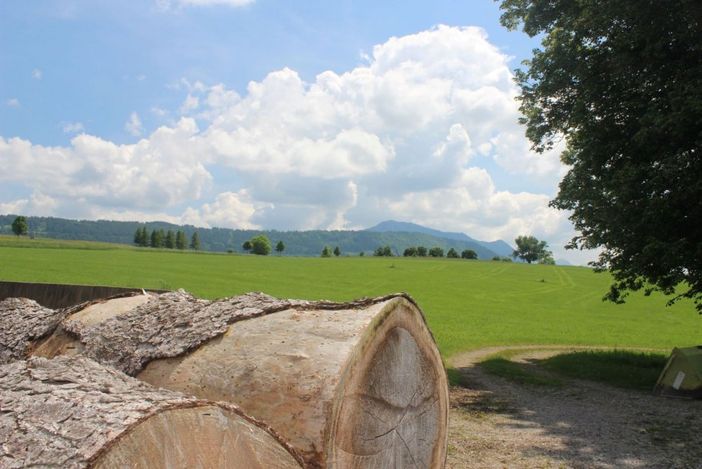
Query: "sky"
0 0 595 264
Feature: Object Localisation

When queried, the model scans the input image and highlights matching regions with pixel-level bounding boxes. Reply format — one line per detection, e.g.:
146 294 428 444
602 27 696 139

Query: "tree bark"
0 297 67 364
0 356 302 468
23 290 449 468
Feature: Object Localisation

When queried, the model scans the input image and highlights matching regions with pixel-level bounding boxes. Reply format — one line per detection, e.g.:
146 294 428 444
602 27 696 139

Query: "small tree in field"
276 240 285 255
447 248 459 258
428 247 444 258
242 240 252 252
403 247 418 257
461 249 477 260
11 216 28 237
250 235 271 255
190 232 201 250
150 230 163 248
176 230 187 250
165 230 175 249
513 235 551 264
333 246 341 257
416 246 428 257
321 246 332 257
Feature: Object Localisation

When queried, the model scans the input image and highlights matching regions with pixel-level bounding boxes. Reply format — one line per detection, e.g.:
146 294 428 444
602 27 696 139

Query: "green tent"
654 346 702 398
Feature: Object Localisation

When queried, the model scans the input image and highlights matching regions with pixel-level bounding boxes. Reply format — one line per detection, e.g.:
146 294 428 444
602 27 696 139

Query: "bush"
250 235 271 255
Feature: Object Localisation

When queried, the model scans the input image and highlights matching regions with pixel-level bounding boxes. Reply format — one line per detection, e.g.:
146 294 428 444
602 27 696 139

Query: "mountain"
366 220 514 257
0 215 503 259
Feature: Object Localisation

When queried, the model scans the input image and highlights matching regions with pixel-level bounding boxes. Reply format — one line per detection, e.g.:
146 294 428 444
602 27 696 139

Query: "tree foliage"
242 240 252 252
150 229 163 248
176 230 187 250
249 235 271 255
11 216 28 237
447 248 459 258
333 246 341 257
275 240 285 254
461 249 477 260
428 247 444 258
374 245 393 257
500 0 702 310
403 247 418 257
416 246 428 257
190 232 200 250
513 235 551 264
165 230 175 249
321 245 332 257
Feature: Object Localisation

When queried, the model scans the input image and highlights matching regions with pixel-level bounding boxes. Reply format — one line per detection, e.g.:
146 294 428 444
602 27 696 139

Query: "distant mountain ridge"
0 215 509 259
366 220 514 257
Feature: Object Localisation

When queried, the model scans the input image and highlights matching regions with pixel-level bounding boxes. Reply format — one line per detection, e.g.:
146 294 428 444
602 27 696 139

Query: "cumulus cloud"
124 112 143 137
6 98 20 108
0 25 589 262
32 69 43 80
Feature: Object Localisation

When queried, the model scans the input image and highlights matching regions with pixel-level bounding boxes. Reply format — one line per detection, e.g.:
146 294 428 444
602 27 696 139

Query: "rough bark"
0 356 302 468
26 291 449 468
0 297 68 364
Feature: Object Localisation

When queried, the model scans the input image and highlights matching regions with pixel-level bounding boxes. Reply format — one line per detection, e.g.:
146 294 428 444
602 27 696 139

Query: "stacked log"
4 290 449 468
0 356 302 468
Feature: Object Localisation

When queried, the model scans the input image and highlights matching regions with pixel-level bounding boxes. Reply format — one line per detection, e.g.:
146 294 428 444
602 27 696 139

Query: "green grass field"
1 235 700 358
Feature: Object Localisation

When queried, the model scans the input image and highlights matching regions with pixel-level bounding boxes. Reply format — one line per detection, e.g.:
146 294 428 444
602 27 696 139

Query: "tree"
428 247 444 258
446 248 459 259
416 246 428 257
150 229 163 248
190 232 200 250
176 230 187 250
403 247 418 257
11 216 28 237
512 235 551 264
133 228 142 246
374 245 392 257
275 241 285 255
321 246 332 257
461 249 477 260
140 227 149 247
165 230 175 249
242 240 252 252
333 246 341 257
499 1 702 310
250 235 271 255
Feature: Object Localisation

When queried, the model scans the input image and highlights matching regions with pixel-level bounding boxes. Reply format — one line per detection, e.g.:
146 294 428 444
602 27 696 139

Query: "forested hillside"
0 215 504 258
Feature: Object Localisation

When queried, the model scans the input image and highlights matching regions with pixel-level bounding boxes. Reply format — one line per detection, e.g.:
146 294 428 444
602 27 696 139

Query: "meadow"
0 235 699 358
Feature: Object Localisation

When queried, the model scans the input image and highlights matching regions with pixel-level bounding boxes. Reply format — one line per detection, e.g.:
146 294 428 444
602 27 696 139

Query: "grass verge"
541 350 667 391
479 354 563 387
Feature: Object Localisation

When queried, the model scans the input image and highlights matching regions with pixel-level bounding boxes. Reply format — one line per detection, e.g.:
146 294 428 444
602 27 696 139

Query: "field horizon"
1 235 699 358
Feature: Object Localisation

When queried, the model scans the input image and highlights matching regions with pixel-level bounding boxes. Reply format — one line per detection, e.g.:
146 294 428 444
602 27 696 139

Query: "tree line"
133 227 200 250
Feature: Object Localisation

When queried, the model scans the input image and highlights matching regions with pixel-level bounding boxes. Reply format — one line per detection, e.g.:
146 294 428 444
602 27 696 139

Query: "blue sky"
0 0 594 264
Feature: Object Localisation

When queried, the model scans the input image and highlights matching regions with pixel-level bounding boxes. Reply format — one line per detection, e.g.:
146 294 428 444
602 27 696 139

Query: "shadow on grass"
448 349 702 468
541 350 667 391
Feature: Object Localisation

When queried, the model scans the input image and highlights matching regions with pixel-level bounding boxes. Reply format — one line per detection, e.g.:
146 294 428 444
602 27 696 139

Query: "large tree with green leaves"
513 235 551 264
11 216 28 237
500 0 702 311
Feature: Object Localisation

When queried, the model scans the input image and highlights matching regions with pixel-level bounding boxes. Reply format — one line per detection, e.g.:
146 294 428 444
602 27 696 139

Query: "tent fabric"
654 346 702 398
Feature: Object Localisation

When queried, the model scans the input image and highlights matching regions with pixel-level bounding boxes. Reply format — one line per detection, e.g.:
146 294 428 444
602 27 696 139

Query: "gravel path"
445 347 702 468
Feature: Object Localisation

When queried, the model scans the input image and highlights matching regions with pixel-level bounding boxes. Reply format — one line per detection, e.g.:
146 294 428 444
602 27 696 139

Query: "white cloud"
0 25 593 263
6 98 20 108
62 122 85 134
124 112 143 137
179 94 200 114
32 69 42 80
159 0 255 8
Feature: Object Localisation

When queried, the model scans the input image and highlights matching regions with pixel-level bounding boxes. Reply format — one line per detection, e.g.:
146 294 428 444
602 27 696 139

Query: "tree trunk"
24 290 449 468
0 356 303 468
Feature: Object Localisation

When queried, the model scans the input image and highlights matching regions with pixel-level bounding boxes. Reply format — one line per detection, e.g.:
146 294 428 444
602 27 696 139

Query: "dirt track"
445 347 702 469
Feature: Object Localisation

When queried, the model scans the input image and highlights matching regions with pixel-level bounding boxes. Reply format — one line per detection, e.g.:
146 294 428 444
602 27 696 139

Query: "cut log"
0 297 68 364
28 291 449 468
0 356 303 468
